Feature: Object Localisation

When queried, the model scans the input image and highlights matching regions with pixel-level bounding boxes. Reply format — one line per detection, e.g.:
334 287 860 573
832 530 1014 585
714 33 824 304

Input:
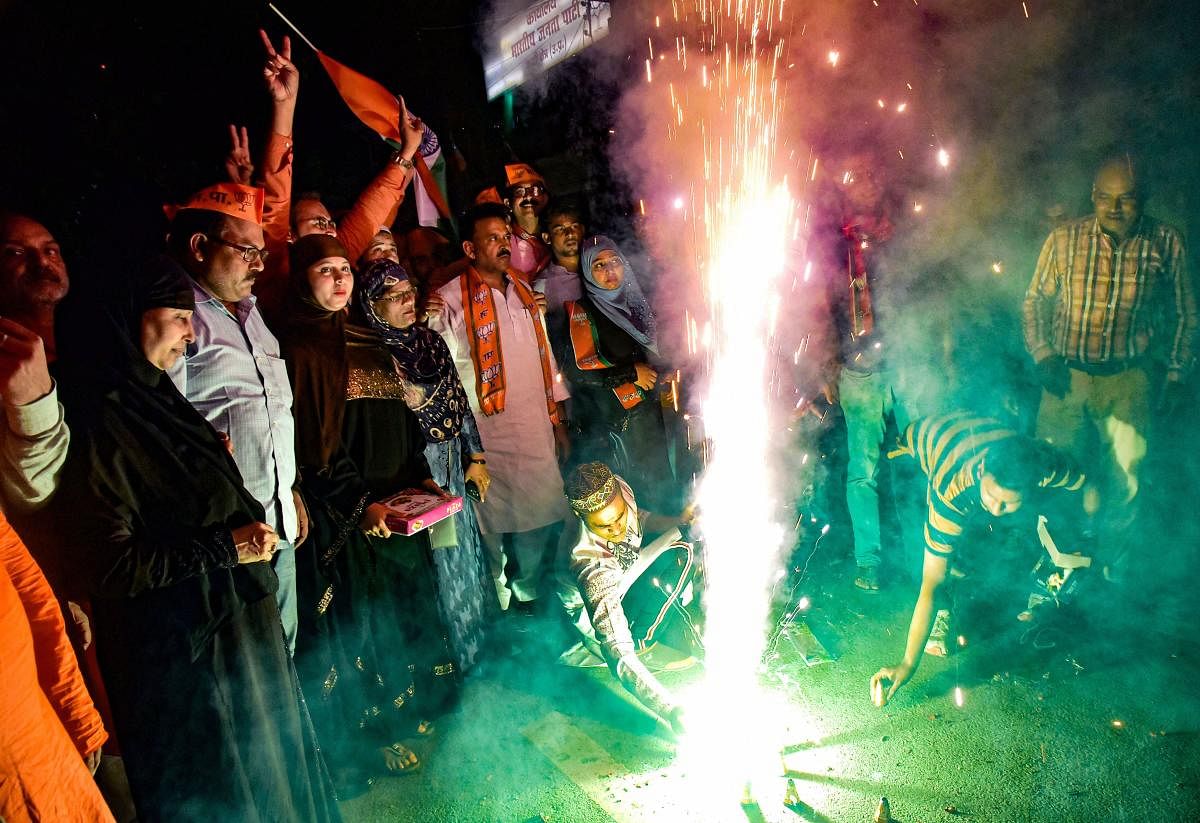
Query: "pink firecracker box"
378 489 463 536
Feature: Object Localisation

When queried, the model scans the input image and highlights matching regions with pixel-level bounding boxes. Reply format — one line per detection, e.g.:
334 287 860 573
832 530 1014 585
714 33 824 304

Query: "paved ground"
338 543 1200 823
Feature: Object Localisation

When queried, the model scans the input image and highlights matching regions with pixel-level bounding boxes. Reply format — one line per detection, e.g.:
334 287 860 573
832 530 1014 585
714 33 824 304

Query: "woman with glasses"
566 236 677 511
355 258 495 674
278 234 460 791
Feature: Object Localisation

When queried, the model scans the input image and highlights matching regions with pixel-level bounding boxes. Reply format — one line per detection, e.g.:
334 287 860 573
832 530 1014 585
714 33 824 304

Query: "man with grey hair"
1022 154 1196 577
165 182 306 656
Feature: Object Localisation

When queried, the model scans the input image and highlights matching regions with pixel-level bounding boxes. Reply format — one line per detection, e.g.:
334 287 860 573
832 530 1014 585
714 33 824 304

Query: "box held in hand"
378 489 463 536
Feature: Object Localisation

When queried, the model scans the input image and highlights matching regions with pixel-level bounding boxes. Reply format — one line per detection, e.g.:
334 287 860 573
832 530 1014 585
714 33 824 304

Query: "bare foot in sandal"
380 742 421 775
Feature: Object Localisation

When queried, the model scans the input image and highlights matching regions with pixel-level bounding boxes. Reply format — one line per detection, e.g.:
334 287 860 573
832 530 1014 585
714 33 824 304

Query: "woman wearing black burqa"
48 257 340 821
565 236 677 511
279 234 460 792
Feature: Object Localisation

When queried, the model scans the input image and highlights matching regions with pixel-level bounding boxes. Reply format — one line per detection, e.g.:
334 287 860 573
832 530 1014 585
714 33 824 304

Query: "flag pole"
267 3 320 53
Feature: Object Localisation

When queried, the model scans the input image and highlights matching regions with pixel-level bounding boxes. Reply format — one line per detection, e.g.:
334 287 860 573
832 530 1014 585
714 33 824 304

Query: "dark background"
2 0 1196 259
0 0 638 263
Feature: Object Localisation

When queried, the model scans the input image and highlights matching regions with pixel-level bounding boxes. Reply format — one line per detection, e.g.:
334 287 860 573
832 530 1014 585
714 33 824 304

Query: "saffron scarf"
460 266 561 425
565 300 643 410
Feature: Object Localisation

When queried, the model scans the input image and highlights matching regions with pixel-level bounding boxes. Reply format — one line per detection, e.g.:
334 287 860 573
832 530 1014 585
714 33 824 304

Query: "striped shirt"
892 413 1085 557
168 280 298 542
1022 216 1195 376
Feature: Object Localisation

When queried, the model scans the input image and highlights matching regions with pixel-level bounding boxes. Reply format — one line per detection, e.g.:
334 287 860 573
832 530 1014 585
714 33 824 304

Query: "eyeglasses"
304 216 337 231
511 185 545 198
208 236 269 264
591 258 623 272
374 288 417 303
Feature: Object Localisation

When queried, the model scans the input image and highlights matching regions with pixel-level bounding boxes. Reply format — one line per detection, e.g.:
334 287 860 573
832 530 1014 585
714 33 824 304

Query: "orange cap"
504 163 545 189
166 183 265 225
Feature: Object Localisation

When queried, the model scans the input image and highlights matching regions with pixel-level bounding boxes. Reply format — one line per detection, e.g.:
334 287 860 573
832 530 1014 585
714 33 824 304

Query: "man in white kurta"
430 204 570 610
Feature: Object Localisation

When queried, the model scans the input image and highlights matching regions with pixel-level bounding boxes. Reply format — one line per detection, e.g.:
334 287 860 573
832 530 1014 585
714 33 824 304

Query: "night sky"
2 0 1196 256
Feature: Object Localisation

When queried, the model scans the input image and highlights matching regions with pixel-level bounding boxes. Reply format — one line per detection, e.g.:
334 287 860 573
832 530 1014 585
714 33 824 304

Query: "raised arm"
253 29 300 316
337 97 423 262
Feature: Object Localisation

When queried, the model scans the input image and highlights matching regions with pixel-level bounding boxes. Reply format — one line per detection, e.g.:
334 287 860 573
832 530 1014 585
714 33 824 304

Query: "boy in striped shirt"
870 412 1097 706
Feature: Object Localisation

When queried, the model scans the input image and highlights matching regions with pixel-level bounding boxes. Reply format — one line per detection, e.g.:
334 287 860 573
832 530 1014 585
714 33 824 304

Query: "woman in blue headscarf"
565 236 675 510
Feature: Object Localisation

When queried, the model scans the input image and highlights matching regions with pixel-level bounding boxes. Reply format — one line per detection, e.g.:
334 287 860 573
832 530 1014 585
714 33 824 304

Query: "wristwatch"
391 152 415 171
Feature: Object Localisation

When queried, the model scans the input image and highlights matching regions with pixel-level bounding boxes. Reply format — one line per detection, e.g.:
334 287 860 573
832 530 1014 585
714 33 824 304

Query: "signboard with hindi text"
483 0 612 100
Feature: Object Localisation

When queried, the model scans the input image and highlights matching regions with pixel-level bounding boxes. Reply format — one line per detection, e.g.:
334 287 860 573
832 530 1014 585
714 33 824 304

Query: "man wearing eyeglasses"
502 163 553 280
1022 155 1196 581
166 182 307 656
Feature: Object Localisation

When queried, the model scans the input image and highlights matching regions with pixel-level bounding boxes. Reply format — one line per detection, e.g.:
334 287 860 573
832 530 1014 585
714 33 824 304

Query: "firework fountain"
638 0 800 814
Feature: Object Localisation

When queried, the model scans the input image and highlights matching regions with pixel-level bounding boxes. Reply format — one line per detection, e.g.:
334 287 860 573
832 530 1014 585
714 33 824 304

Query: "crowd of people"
0 26 1193 823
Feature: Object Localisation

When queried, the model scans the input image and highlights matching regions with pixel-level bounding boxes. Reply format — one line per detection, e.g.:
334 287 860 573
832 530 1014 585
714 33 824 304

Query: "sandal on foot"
414 719 436 737
380 742 421 776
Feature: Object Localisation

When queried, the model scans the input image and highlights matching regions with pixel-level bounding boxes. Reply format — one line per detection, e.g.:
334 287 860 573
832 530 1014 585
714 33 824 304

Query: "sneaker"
854 565 881 592
925 608 951 656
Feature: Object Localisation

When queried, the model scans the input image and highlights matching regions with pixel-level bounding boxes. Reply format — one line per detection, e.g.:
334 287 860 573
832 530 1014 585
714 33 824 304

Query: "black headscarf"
355 258 472 443
54 255 272 659
279 234 353 470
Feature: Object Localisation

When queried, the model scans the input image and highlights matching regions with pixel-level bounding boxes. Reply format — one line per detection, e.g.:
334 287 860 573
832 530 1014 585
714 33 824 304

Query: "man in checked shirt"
1022 156 1196 578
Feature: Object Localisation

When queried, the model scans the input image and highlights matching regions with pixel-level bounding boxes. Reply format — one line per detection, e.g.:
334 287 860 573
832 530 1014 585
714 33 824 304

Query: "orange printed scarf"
565 300 643 410
460 266 561 424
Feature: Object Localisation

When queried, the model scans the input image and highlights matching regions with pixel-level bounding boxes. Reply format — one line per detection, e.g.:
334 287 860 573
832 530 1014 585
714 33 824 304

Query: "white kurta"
431 273 570 534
